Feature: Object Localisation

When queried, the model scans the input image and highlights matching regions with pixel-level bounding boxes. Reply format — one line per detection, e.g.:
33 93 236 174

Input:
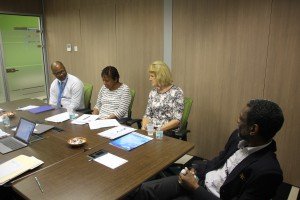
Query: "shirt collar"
238 140 272 154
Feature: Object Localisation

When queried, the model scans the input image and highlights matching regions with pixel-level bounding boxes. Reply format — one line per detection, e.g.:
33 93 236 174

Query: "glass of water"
146 123 154 136
67 107 76 120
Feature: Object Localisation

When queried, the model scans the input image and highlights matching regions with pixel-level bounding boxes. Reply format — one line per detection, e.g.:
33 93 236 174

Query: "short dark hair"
101 66 120 82
246 99 284 141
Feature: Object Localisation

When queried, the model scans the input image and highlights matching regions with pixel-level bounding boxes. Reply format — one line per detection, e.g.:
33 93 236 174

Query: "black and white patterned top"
144 85 184 128
94 84 131 119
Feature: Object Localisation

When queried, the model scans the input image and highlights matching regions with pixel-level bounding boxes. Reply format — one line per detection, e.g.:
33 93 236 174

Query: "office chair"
173 97 193 141
118 89 142 128
160 97 193 177
77 83 93 114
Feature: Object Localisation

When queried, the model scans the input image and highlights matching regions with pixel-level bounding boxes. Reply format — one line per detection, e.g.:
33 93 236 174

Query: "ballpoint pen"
35 176 44 193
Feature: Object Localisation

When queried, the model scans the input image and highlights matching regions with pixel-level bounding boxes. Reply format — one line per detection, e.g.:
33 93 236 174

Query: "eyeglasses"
53 70 66 76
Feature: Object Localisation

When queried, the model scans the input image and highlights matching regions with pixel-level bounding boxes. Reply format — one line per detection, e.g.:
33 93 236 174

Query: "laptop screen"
15 118 36 143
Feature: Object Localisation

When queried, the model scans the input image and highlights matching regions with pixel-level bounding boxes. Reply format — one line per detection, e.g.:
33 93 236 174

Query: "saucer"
67 137 87 146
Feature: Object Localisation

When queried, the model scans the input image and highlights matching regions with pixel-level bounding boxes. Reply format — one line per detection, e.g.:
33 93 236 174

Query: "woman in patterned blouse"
92 66 131 119
142 61 184 135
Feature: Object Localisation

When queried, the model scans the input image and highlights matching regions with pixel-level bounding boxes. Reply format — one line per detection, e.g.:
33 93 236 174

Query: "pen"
35 176 44 193
82 115 90 120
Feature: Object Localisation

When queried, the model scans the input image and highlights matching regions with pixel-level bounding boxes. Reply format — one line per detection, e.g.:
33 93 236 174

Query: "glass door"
0 14 46 102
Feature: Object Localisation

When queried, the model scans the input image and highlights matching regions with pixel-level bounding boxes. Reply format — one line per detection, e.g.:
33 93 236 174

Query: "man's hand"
178 168 200 191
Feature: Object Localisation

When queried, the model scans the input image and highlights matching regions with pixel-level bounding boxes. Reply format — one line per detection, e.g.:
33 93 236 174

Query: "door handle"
6 68 19 73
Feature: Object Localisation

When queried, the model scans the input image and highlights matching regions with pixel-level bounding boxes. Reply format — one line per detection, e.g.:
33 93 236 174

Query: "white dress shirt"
49 74 85 110
205 140 271 198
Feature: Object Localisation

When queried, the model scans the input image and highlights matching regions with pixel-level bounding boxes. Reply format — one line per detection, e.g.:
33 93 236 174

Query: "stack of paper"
71 114 99 125
88 119 120 130
0 155 44 185
98 125 136 139
16 105 39 111
0 129 9 139
45 112 78 123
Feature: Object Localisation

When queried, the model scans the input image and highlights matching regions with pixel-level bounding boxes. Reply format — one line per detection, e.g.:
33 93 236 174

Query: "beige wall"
43 0 300 186
44 0 163 118
172 0 300 186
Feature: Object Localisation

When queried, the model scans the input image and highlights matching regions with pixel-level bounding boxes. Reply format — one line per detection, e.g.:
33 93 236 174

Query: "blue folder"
28 105 55 114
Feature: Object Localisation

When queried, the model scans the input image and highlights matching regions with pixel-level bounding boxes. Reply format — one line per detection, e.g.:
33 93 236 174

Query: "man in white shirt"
133 99 284 200
49 61 84 110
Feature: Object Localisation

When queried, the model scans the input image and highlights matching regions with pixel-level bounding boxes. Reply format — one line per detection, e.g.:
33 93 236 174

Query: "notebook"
0 118 36 154
109 132 153 151
28 105 54 114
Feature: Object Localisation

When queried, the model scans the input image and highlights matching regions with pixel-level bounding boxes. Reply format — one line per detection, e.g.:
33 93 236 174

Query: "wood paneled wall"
173 0 300 186
43 0 299 186
44 0 163 118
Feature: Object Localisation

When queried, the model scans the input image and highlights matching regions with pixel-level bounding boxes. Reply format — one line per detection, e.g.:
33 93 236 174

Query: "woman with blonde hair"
142 61 184 136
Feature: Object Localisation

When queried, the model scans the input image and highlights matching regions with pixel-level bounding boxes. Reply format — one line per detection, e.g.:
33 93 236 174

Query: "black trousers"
133 176 194 200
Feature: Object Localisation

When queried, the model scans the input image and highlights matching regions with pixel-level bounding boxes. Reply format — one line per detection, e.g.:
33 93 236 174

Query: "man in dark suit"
133 99 284 200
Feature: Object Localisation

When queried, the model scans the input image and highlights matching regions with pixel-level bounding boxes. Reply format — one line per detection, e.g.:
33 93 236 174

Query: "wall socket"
66 44 72 52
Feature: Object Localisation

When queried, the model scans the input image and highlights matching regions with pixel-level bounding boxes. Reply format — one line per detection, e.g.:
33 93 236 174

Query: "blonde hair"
148 61 173 87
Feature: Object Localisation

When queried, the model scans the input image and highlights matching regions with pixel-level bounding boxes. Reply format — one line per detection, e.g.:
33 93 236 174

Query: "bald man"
49 61 84 110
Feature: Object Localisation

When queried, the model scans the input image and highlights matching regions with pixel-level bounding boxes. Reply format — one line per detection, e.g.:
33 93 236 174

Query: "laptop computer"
34 124 54 135
0 118 36 154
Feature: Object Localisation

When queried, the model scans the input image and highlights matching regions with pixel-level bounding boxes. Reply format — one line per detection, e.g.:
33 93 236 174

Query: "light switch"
66 44 72 52
74 46 78 52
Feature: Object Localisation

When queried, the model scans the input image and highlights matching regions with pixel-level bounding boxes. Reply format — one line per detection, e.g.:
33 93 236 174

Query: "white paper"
45 112 78 123
16 105 39 111
71 114 99 125
88 119 120 130
174 154 193 165
94 152 127 169
0 160 23 178
98 125 136 139
0 129 9 138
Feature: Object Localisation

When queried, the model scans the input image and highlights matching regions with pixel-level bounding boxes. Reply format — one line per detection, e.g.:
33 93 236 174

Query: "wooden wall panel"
264 0 300 186
116 0 163 118
78 0 116 107
172 0 271 158
43 0 163 115
44 0 81 82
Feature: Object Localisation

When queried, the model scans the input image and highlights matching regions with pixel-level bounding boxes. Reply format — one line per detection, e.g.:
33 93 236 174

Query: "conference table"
0 99 194 200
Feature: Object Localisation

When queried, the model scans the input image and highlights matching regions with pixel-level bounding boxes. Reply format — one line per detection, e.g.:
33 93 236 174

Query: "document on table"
0 129 9 138
88 119 120 130
45 112 78 123
98 125 136 139
16 105 39 111
71 114 99 125
94 152 127 169
0 155 44 185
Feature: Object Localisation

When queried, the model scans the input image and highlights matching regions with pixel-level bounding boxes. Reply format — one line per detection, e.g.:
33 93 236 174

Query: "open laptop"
34 124 54 135
0 118 36 154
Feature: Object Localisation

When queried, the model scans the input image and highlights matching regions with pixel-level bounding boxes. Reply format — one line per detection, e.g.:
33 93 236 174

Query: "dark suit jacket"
191 130 283 200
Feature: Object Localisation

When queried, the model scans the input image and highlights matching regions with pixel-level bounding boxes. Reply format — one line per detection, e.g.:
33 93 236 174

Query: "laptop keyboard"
0 137 25 149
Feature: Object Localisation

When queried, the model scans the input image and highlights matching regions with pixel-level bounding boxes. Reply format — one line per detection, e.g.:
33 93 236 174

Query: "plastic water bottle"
3 115 10 127
156 129 163 140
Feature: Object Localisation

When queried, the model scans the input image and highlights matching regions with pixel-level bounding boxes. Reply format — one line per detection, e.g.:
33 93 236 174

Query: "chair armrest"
125 119 142 129
174 129 190 141
76 108 93 114
117 117 130 124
